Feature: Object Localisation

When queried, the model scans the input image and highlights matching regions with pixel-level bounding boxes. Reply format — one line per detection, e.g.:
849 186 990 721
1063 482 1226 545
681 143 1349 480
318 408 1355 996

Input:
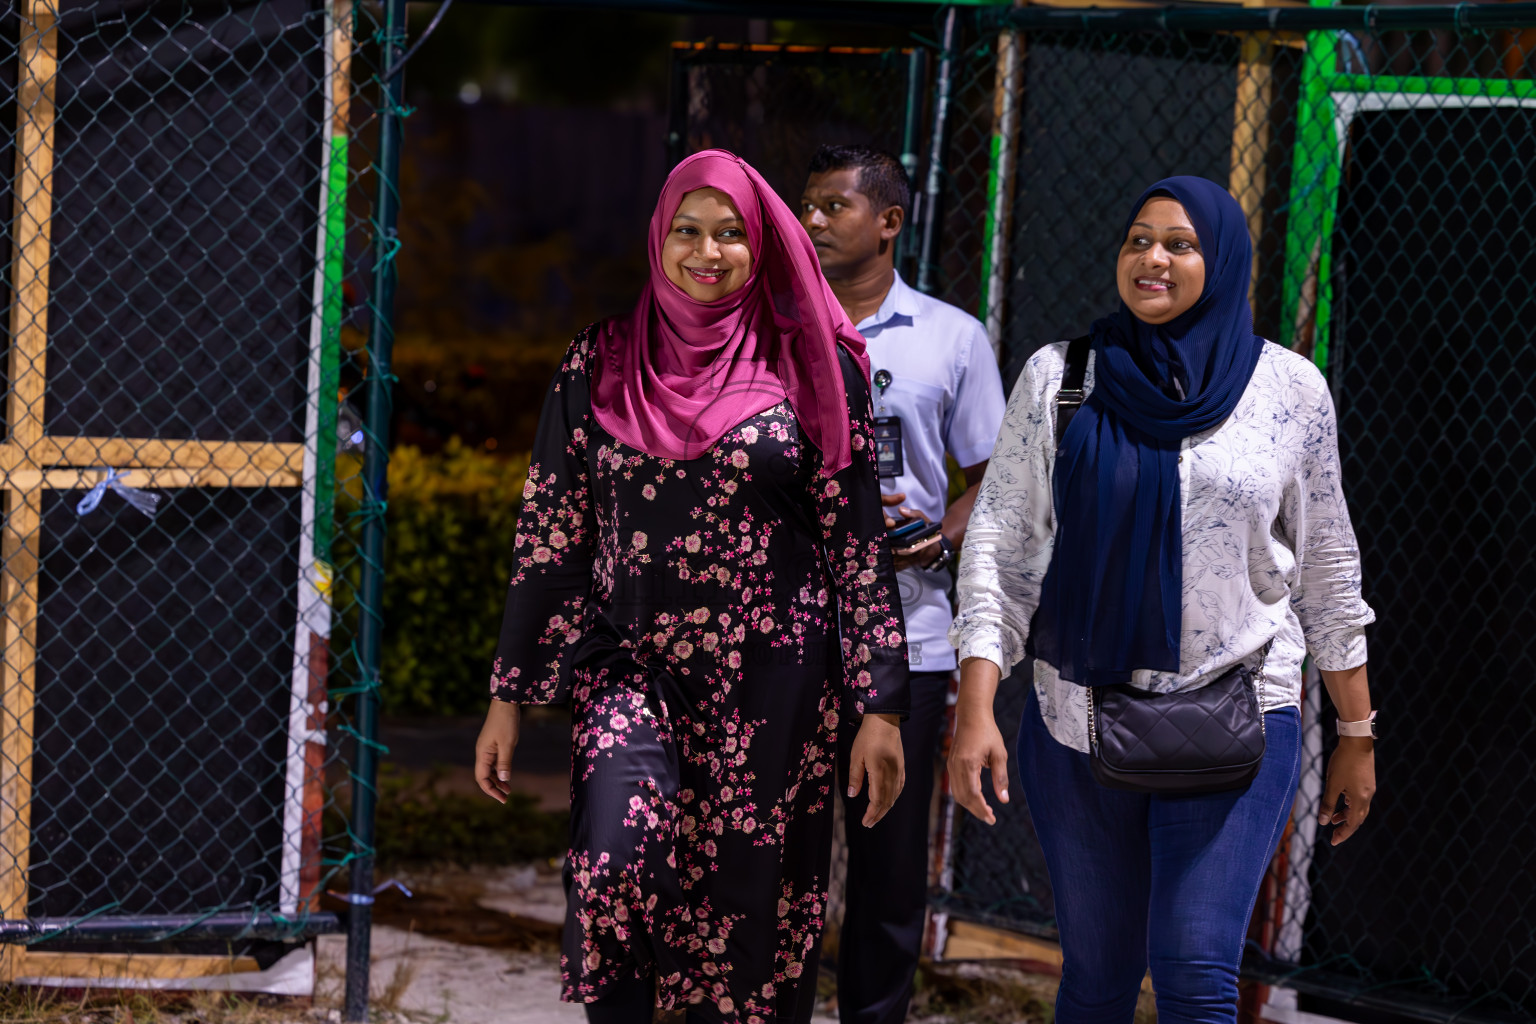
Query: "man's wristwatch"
925 534 956 573
1336 710 1377 738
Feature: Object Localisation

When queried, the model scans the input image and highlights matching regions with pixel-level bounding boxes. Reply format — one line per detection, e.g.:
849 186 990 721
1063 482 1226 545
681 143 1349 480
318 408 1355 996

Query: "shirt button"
1178 454 1184 463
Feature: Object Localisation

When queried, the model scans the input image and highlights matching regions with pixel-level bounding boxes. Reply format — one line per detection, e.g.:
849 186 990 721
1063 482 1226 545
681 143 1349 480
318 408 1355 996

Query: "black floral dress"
490 326 909 1024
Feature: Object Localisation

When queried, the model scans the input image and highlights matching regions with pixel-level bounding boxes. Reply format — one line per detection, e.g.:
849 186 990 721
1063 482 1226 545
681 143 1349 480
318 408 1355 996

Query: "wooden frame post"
1 2 59 981
0 1 322 984
1230 30 1275 309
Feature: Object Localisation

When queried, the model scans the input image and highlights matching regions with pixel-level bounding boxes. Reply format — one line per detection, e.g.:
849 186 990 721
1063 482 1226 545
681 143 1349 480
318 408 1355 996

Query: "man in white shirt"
801 145 1006 1024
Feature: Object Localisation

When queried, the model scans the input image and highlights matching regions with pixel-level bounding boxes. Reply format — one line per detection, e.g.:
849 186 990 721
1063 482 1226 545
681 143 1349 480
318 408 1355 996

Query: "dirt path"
316 926 582 1024
313 864 844 1024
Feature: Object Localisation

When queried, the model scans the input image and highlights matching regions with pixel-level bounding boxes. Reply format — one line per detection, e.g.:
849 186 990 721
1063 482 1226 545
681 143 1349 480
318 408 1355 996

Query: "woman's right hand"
475 699 521 804
948 657 1011 826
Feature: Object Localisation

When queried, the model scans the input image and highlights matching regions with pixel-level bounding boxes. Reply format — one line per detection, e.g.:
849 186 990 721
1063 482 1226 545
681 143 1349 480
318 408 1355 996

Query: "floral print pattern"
491 327 908 1023
951 340 1375 753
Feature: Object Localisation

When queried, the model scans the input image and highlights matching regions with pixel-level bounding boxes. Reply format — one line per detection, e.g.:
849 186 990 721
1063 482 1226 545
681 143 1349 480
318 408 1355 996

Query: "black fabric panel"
1312 106 1536 1013
1 7 21 438
43 0 322 442
1001 35 1237 384
28 487 301 918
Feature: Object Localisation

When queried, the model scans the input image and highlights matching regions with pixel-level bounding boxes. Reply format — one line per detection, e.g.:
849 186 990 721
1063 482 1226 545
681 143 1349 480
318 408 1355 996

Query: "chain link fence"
3 2 1533 1021
918 8 1536 1021
671 8 1536 1020
0 0 401 1003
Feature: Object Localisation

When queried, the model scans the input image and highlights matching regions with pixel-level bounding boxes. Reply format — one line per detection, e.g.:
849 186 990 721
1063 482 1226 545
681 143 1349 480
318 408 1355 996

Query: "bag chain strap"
1255 641 1271 737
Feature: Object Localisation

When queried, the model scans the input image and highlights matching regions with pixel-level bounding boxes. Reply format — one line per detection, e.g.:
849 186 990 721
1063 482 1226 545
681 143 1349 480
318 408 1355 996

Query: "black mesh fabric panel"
1308 104 1536 1013
42 0 320 442
29 486 300 917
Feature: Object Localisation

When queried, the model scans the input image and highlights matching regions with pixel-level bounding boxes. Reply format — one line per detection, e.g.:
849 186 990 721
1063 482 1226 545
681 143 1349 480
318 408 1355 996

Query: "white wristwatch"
1336 710 1377 738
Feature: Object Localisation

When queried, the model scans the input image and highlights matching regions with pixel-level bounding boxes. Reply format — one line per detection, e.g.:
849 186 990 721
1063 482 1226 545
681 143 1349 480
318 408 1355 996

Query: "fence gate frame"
1280 29 1536 368
0 0 353 983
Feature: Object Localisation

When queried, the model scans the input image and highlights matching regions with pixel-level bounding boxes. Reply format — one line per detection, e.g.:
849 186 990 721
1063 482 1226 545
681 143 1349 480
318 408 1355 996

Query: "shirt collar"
856 269 921 332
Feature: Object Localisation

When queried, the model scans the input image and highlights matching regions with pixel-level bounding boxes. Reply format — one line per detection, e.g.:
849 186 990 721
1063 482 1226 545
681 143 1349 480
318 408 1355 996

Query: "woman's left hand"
1320 736 1375 845
848 713 905 828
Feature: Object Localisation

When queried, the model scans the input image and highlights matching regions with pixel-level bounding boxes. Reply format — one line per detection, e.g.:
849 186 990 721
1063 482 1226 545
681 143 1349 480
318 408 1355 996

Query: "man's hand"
474 699 521 804
883 492 940 571
847 713 905 827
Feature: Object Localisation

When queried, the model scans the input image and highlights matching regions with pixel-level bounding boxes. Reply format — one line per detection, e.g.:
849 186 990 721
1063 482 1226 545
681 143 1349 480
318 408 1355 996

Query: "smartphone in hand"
887 518 942 548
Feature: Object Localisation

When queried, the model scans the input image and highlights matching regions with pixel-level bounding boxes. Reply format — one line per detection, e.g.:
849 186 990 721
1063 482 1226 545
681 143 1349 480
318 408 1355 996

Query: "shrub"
334 439 532 716
382 439 531 715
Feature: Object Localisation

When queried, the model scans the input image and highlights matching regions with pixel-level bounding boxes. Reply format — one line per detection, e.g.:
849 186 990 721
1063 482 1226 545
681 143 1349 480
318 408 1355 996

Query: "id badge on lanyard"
872 368 903 479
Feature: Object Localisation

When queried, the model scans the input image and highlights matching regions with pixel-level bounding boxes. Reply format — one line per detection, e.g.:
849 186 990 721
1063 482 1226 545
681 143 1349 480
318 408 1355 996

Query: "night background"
384 4 915 457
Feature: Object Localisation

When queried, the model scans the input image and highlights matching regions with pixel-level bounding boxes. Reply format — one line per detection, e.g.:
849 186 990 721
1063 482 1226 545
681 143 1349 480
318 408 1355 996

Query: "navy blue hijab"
1029 177 1265 686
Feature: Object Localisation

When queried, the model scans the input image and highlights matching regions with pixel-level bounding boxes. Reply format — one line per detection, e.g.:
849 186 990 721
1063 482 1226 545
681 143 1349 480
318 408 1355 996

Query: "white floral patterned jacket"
950 340 1376 752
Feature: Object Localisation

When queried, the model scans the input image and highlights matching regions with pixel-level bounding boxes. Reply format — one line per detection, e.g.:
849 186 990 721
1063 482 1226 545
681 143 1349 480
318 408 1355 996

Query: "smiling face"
1116 196 1206 325
663 187 753 301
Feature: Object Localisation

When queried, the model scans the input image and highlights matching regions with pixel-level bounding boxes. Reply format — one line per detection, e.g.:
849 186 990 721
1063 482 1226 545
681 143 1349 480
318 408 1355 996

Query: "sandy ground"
312 864 845 1024
4 864 1066 1024
317 926 583 1024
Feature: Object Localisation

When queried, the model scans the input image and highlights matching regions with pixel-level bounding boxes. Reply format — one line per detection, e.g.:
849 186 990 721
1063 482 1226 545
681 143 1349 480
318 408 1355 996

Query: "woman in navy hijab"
946 178 1379 1023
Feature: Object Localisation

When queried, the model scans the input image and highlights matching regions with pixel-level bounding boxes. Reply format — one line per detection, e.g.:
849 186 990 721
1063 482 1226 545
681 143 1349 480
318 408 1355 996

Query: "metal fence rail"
0 1 400 1010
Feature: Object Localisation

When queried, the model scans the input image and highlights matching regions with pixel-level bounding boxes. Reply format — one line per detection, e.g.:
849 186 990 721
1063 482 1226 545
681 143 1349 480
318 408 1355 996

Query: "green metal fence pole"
343 0 407 1018
978 22 1022 357
1279 0 1339 363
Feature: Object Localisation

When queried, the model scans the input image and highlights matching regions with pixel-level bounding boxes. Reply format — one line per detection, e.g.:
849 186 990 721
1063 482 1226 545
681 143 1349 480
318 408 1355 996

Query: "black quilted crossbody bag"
1054 336 1268 794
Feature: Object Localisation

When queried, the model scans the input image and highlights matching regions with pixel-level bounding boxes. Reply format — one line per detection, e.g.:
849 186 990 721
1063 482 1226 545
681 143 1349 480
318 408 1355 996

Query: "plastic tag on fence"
75 468 163 519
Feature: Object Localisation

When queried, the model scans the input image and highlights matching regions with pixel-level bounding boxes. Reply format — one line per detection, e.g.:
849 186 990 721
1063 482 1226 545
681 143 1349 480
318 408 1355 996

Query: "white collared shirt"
949 340 1375 751
859 271 1006 672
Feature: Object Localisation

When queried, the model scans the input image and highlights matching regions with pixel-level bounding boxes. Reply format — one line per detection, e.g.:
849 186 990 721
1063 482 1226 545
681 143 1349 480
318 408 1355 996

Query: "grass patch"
909 962 1058 1024
330 765 567 869
0 987 357 1024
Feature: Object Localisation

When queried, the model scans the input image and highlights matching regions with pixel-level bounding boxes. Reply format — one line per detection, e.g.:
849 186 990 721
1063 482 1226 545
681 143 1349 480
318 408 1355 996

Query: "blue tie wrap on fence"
75 468 163 519
328 879 413 906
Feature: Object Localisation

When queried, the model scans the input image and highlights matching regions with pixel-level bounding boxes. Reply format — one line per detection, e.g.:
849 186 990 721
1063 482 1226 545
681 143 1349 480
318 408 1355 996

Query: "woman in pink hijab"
475 150 909 1024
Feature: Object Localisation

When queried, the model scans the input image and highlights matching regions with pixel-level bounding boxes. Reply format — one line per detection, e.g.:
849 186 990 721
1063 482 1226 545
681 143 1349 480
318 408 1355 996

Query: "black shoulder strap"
1054 334 1091 451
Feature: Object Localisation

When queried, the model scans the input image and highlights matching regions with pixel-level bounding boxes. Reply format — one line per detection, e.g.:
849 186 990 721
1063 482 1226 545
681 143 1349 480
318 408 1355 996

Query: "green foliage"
331 765 568 868
334 439 532 716
381 439 530 716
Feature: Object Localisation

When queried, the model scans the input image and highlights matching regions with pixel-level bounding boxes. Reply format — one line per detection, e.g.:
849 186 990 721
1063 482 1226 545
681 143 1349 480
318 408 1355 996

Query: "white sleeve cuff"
1308 626 1369 673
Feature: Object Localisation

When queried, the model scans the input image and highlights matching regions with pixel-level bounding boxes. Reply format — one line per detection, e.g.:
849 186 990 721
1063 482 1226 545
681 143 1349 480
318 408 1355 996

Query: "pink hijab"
590 149 869 476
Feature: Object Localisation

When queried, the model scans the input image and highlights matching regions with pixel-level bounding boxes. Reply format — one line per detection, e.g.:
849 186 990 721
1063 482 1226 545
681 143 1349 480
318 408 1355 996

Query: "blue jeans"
1017 689 1301 1024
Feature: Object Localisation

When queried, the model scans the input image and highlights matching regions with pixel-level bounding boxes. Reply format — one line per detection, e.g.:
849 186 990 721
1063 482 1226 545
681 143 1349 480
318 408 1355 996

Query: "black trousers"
837 670 952 1024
